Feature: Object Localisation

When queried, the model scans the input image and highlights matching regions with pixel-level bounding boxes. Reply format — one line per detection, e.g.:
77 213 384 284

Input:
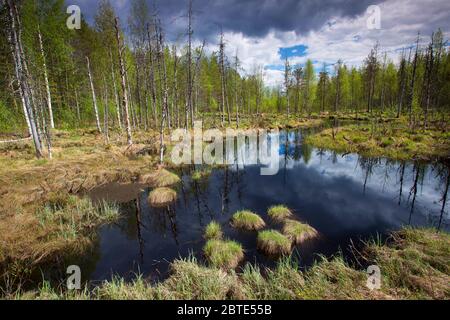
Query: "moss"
305 120 450 161
203 239 244 269
231 210 266 231
282 219 318 244
257 230 292 257
204 221 223 240
267 205 293 223
147 187 177 207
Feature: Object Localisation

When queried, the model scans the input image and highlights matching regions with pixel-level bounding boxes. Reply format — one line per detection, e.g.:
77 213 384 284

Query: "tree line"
0 0 449 159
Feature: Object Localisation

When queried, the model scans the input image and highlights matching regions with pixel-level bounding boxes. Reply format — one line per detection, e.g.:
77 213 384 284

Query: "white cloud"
202 0 450 86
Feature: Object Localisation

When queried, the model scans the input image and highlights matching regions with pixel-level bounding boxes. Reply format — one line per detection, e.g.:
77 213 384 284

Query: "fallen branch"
0 136 32 144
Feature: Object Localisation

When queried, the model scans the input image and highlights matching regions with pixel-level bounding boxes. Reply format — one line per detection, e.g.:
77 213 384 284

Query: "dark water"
83 129 449 284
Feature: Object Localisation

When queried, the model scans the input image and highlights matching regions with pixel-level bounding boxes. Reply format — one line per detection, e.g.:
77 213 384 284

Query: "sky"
69 0 450 86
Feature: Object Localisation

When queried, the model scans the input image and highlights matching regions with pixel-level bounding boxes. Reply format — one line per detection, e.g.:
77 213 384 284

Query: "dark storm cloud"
72 0 384 40
159 0 385 40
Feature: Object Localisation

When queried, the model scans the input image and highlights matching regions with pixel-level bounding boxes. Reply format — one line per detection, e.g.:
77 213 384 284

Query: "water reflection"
85 129 449 283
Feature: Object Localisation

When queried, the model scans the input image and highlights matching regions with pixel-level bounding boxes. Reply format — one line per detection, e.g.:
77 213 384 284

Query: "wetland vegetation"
0 0 449 300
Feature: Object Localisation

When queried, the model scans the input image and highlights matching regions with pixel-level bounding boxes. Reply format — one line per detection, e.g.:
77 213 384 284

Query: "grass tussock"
10 227 450 300
257 230 292 257
230 210 266 231
203 239 244 269
267 205 293 223
140 169 180 187
204 221 223 240
148 187 177 207
282 219 318 244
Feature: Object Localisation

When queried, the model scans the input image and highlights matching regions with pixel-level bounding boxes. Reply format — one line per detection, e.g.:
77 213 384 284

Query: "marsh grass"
191 168 212 181
140 169 180 187
230 210 266 231
153 256 238 299
282 219 318 244
148 187 177 207
305 121 450 160
204 221 223 240
267 205 293 223
203 239 244 269
364 227 450 299
10 227 450 300
257 230 292 257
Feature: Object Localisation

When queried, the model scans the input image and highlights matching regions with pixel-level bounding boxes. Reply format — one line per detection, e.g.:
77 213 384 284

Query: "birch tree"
115 17 133 146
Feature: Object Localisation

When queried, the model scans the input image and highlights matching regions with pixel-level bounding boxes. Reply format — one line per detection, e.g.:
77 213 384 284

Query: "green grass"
267 205 293 223
191 168 212 181
204 221 223 240
305 121 450 161
257 230 292 257
203 239 244 269
10 227 450 300
230 210 266 231
364 227 450 299
282 219 318 244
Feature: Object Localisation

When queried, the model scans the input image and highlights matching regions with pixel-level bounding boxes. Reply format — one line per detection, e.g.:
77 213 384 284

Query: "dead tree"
155 22 169 163
219 30 230 125
115 17 133 146
37 25 54 129
86 56 102 133
103 76 110 144
109 49 122 129
186 0 194 129
6 0 42 157
146 23 158 125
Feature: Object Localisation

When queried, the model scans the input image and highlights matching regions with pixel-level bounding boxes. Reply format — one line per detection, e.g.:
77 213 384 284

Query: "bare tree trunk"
86 56 102 133
6 0 42 157
74 88 80 123
156 23 169 164
38 25 54 129
234 53 240 128
103 77 110 144
407 34 420 127
186 0 194 129
109 49 122 129
219 31 230 125
146 23 158 126
115 17 133 146
172 45 179 128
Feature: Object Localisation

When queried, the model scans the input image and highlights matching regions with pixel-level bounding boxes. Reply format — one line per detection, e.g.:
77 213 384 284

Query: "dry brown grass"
139 168 180 187
148 187 177 207
0 129 162 282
